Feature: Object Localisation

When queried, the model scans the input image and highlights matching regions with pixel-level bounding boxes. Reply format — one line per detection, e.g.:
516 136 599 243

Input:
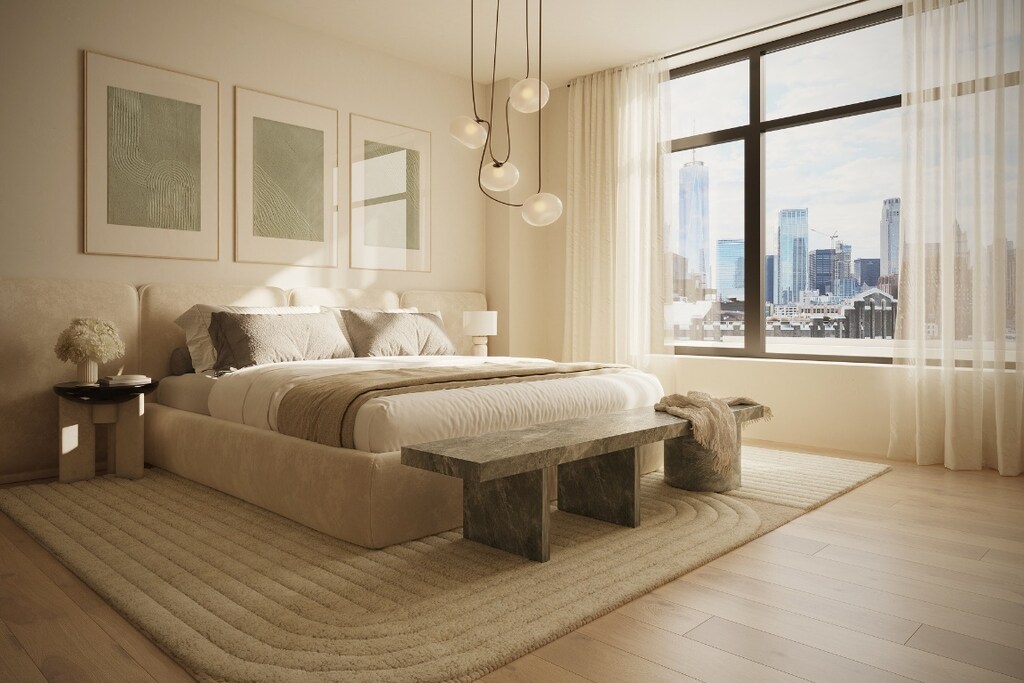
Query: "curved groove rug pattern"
0 447 889 682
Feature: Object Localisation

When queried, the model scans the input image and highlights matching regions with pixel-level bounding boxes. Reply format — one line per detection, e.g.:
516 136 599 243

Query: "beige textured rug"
0 447 888 683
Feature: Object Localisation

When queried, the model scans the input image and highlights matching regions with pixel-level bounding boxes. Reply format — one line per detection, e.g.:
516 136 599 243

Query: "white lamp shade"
480 162 520 192
510 78 551 114
450 116 488 149
463 310 498 336
521 192 563 226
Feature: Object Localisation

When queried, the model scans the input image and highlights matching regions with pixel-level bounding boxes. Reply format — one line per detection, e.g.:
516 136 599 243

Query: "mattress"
157 373 216 415
193 356 663 453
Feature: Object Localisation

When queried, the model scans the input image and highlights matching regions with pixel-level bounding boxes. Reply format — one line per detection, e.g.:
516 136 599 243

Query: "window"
663 9 902 361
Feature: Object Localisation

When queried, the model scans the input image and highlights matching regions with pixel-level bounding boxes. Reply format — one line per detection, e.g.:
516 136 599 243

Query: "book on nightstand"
99 374 152 386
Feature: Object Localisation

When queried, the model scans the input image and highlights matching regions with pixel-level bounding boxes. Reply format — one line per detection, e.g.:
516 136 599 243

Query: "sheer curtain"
889 0 1023 475
563 60 667 368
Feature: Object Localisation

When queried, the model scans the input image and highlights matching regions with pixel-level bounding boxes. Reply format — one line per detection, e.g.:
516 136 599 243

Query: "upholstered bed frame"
1 278 661 548
141 283 495 548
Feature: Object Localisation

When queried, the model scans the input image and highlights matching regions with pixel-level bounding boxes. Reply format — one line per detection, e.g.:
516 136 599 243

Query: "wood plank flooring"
1 449 1022 682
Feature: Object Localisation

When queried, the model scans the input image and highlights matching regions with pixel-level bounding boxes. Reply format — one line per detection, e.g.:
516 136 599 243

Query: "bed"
140 283 664 548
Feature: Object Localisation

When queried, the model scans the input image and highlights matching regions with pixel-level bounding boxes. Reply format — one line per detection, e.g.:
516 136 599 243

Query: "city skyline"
671 147 901 305
665 106 902 273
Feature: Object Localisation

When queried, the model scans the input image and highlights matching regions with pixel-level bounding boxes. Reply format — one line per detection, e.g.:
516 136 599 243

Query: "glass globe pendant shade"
509 78 551 113
449 115 488 149
480 162 520 192
521 192 563 226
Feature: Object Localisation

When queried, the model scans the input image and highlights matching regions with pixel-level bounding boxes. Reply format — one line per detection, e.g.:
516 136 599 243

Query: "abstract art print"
235 88 338 267
350 114 430 272
85 52 219 260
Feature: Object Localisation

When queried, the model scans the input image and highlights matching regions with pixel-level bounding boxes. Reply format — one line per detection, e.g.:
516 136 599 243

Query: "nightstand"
53 381 159 483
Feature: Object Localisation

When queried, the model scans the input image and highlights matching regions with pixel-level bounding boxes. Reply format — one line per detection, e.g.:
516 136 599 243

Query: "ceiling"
231 0 852 86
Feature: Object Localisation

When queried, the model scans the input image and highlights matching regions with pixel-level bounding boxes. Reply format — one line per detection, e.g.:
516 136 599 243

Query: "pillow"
321 306 418 346
174 304 319 372
208 311 354 371
168 346 195 375
340 309 456 357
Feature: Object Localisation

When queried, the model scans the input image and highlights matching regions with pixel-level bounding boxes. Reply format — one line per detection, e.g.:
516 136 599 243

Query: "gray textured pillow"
209 311 354 370
169 346 195 375
341 310 456 357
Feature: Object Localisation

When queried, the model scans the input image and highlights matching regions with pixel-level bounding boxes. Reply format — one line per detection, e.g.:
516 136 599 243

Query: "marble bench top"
401 403 765 483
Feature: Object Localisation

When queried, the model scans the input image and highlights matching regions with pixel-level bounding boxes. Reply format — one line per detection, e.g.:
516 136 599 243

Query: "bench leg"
463 469 550 562
664 423 743 492
557 447 640 527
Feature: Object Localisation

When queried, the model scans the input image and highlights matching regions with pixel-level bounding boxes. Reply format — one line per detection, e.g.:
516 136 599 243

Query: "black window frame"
667 7 903 364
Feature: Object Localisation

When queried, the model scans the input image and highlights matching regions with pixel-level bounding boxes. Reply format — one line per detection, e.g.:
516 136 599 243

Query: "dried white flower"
54 318 125 364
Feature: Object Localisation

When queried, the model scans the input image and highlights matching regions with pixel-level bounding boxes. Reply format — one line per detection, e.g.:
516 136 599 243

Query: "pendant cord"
469 0 481 122
485 0 502 165
472 0 549 209
536 0 543 193
524 0 531 78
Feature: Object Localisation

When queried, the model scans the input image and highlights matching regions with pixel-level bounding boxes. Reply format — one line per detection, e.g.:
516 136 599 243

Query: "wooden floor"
1 449 1022 683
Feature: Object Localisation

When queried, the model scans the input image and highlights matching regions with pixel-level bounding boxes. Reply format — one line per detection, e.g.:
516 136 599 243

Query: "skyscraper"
808 248 836 295
716 239 744 300
833 242 857 297
880 197 900 276
776 208 808 305
854 258 880 287
678 160 710 289
765 255 776 304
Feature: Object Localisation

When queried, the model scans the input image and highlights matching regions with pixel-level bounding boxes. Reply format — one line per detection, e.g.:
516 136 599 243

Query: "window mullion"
743 54 765 357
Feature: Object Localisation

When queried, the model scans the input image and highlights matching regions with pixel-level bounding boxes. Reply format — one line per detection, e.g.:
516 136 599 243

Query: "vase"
76 359 99 385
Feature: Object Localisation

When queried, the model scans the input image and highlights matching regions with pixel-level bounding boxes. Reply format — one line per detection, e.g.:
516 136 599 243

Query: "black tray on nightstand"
53 381 159 404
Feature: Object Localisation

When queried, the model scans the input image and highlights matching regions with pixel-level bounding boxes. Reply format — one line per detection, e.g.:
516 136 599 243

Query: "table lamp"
462 311 498 356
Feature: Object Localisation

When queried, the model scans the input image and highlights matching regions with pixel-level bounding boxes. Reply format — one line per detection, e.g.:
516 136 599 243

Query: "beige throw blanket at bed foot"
277 362 629 449
655 392 773 474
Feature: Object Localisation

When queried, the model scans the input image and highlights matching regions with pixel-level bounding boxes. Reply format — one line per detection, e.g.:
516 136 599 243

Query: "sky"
664 19 903 264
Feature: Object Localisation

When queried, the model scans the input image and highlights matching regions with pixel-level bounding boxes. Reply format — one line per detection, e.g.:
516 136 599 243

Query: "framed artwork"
235 88 338 267
350 114 431 272
84 52 219 260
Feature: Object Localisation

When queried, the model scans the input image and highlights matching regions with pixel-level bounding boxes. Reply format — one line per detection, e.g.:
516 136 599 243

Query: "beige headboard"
400 290 487 356
0 278 139 482
138 283 287 380
287 287 400 310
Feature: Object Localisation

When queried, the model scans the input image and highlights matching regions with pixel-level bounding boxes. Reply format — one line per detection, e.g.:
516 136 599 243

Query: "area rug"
0 447 888 683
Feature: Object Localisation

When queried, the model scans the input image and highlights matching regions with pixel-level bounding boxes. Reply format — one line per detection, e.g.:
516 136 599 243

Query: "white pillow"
174 304 320 372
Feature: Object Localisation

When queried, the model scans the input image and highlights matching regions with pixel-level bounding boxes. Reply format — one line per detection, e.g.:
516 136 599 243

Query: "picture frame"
235 88 338 267
84 51 219 260
349 114 431 272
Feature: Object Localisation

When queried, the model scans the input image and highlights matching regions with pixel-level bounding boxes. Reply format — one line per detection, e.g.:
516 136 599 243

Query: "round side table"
53 381 159 483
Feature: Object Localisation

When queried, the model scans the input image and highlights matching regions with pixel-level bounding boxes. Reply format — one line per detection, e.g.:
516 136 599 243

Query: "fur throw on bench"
655 392 773 474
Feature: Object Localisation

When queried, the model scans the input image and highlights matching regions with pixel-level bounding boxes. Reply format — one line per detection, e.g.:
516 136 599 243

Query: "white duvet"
191 356 664 452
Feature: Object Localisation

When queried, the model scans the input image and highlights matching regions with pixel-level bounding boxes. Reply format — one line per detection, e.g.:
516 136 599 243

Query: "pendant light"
509 77 550 113
449 115 488 149
450 0 563 227
480 161 520 192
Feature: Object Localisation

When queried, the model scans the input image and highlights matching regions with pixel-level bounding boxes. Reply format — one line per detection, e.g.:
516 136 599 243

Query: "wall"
485 80 566 361
670 356 894 456
0 0 485 294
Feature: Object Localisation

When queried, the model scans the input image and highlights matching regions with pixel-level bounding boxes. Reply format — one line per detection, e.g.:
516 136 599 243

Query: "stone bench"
401 403 765 562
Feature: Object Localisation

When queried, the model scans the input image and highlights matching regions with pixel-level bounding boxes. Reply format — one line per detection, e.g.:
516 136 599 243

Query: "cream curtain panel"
564 60 666 368
889 0 1023 475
